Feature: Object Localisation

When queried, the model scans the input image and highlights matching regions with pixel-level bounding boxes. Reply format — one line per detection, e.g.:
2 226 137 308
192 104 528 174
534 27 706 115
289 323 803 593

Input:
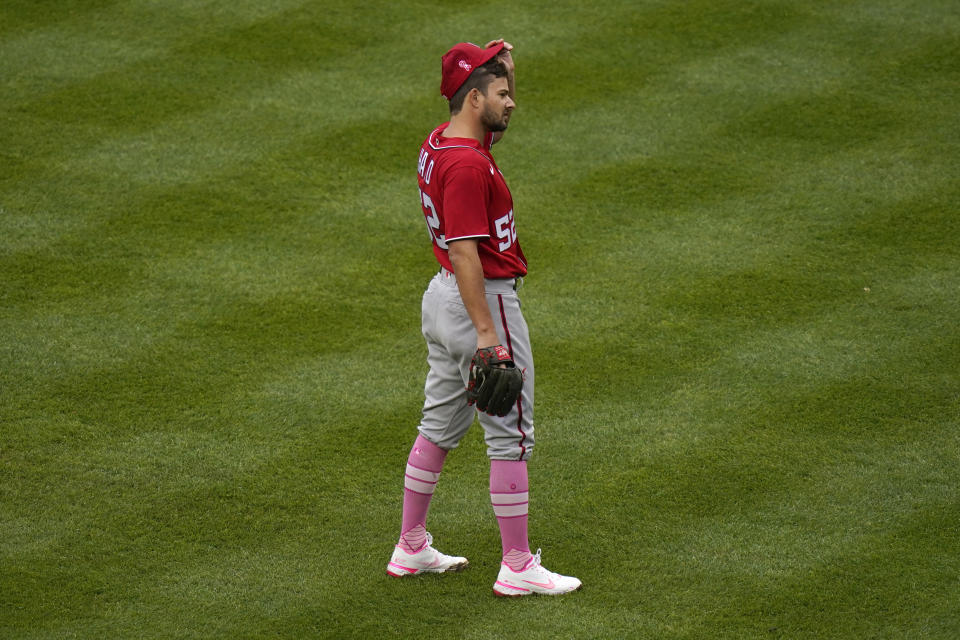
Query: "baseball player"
386 39 581 597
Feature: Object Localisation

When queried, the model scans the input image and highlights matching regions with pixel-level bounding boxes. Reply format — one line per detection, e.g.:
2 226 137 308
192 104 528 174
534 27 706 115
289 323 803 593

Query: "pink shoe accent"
522 577 556 589
494 580 530 595
387 561 414 577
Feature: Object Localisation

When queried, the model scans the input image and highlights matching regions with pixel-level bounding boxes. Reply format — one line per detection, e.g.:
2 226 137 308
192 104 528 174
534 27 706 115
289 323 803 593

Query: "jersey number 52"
419 190 448 249
495 209 517 251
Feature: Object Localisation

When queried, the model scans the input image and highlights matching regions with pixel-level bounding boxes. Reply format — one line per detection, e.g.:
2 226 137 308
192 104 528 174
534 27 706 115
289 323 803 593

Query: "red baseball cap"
440 41 506 100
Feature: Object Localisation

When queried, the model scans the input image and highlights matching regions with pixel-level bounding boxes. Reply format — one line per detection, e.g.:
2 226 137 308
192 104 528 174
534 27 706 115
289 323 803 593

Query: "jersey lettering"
417 149 434 185
494 209 517 251
420 189 447 249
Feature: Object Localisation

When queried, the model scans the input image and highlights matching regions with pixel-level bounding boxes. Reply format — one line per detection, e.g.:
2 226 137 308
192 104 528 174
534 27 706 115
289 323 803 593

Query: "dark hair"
448 58 508 114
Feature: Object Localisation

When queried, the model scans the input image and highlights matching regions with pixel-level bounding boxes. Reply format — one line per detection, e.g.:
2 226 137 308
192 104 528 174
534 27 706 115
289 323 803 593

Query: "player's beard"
481 104 510 133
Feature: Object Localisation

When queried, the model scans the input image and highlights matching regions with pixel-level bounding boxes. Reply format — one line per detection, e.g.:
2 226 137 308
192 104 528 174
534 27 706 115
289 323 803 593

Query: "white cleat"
493 549 582 597
386 532 469 577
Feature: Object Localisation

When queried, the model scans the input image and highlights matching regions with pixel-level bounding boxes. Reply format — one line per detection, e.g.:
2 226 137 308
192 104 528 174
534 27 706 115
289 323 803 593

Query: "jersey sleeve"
442 165 490 241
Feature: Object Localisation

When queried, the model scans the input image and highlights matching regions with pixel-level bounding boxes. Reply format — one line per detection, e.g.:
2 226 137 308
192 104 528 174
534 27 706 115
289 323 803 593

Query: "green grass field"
2 1 958 638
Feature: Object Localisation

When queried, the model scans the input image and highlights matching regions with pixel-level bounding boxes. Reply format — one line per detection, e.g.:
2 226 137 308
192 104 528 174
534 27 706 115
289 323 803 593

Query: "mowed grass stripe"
0 0 314 92
0 0 119 40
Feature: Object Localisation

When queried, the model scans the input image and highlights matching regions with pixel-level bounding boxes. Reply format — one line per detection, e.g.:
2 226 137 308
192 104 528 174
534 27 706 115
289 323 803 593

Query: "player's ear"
470 88 481 108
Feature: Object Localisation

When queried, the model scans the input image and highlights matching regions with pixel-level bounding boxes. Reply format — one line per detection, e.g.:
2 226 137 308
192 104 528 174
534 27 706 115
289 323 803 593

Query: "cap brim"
478 41 506 66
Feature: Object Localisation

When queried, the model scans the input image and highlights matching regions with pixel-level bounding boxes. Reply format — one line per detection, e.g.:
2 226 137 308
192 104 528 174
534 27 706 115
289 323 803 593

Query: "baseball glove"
467 345 524 417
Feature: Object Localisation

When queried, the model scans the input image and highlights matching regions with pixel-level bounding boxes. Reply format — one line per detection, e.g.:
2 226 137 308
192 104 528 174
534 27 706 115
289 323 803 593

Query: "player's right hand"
485 39 514 73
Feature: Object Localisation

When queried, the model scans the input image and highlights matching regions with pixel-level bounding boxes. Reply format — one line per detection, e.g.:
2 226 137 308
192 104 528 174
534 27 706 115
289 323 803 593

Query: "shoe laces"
527 548 563 580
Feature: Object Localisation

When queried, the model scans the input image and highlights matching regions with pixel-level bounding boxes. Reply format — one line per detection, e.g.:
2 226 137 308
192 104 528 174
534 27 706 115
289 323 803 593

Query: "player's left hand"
466 345 523 417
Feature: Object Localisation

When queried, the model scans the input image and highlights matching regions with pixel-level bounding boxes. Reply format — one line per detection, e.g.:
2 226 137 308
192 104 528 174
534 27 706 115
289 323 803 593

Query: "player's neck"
443 114 486 144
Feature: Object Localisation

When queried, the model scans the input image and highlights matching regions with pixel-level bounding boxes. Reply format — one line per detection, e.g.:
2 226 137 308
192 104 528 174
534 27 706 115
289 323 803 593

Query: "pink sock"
398 435 448 553
490 460 532 571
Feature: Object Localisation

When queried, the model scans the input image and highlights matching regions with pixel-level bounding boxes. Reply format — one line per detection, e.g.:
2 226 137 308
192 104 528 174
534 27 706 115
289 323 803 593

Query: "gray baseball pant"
417 268 534 461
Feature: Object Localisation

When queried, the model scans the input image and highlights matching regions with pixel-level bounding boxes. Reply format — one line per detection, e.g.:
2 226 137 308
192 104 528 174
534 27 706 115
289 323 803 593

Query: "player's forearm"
448 240 499 349
499 40 515 100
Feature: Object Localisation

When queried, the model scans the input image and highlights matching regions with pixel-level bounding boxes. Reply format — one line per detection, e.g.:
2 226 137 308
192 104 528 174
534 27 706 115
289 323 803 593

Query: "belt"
439 267 523 292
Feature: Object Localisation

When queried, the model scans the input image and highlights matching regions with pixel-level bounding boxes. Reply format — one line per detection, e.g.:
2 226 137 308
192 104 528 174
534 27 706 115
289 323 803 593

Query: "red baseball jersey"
416 123 527 279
